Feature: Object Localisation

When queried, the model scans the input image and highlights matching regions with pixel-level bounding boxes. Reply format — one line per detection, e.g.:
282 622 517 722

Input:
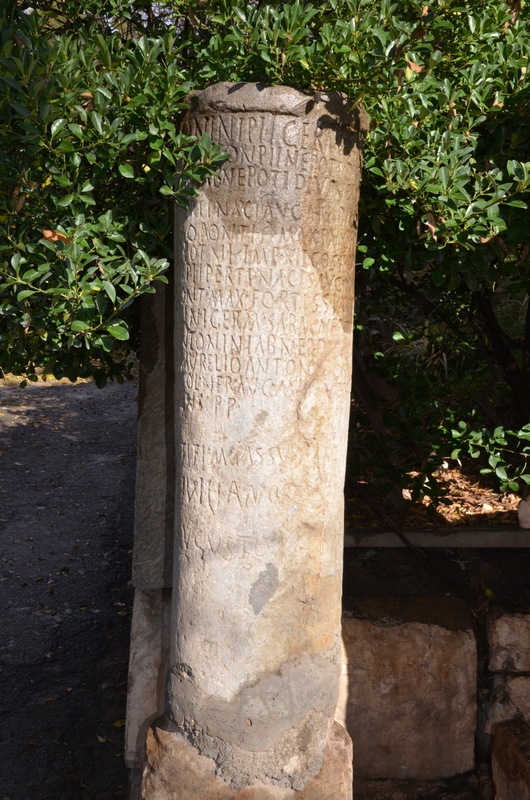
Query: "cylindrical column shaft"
169 82 366 791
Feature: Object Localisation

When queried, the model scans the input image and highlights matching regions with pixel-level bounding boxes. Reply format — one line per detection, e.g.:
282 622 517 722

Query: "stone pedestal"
129 81 366 796
142 720 352 800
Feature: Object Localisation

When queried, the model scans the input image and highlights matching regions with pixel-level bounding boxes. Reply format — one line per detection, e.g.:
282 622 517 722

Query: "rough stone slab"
132 284 175 589
492 719 530 800
340 596 476 780
489 612 530 672
141 720 352 799
485 675 530 735
344 527 530 548
125 588 171 768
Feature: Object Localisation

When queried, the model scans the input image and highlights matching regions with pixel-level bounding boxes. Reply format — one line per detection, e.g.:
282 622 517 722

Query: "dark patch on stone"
249 563 278 614
167 647 341 755
344 595 473 632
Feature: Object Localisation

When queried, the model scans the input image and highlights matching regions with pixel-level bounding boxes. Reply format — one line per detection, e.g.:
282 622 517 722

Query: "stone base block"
485 675 530 735
340 596 476 780
488 612 530 672
492 719 530 800
141 719 352 800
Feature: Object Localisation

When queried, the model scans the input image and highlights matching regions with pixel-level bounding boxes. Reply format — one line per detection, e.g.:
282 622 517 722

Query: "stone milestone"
128 81 367 798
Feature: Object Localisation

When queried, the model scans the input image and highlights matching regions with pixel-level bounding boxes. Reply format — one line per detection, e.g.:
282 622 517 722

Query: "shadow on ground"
0 379 138 800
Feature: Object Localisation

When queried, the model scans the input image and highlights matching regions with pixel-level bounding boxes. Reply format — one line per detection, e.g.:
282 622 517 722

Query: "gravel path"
0 378 138 800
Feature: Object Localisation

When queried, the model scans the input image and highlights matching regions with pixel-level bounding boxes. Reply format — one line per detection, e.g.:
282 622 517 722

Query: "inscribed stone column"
144 82 367 798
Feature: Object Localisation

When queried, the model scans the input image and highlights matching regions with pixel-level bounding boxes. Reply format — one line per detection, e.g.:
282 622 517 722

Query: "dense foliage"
1 0 530 498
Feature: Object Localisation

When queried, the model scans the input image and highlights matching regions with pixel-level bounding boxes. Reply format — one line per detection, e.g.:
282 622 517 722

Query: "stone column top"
187 81 370 131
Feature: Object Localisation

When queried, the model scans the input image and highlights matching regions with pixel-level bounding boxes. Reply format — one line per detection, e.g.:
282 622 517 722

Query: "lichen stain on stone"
249 563 279 614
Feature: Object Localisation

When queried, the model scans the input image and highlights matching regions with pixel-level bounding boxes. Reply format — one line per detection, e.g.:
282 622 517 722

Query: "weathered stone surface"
340 596 476 779
489 612 530 672
485 675 530 735
141 719 352 800
165 81 365 790
125 588 171 768
132 284 175 589
518 497 530 529
492 719 530 800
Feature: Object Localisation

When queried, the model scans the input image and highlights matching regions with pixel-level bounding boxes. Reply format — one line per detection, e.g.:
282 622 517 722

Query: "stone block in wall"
485 675 530 735
488 612 530 673
340 596 476 780
492 719 530 800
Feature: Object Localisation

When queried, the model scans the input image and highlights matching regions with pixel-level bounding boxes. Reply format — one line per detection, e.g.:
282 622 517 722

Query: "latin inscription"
175 104 357 530
177 111 357 414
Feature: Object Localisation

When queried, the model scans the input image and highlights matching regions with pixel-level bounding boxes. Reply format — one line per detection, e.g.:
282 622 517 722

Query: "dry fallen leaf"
426 212 437 240
406 59 424 74
113 719 126 728
79 91 95 111
42 229 71 245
